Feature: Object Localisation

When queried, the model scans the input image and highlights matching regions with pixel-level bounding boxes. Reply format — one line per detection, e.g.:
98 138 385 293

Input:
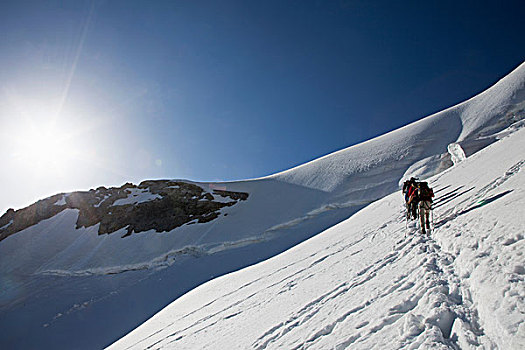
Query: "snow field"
3 64 524 279
111 127 525 349
1 62 524 350
430 128 525 349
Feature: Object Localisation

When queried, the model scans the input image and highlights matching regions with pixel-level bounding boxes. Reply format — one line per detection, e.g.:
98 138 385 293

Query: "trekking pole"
405 204 411 238
431 206 434 231
405 214 408 238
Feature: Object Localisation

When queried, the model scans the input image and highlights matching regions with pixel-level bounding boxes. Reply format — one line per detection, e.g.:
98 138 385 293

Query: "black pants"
406 200 419 219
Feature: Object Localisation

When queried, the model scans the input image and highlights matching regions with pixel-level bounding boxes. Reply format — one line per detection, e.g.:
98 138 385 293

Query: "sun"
6 100 85 179
15 123 75 169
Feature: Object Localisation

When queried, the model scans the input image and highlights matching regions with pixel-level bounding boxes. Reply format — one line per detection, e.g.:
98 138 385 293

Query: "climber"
403 177 418 220
417 181 434 234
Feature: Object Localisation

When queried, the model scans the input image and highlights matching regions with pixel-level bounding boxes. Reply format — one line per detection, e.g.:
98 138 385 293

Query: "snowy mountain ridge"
1 63 524 277
112 124 525 350
0 181 249 243
269 60 525 193
0 62 524 349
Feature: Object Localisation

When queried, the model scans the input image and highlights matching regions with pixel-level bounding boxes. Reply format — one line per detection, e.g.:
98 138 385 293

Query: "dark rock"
213 190 249 201
0 180 250 242
0 194 67 241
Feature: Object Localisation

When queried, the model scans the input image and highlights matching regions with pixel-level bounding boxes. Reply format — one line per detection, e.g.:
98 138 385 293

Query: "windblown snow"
1 62 524 349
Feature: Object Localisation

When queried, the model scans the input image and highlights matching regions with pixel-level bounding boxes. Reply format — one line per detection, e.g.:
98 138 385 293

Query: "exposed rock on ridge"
0 180 249 242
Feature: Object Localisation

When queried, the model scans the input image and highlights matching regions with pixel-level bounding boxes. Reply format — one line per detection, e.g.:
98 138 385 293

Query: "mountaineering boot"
422 228 426 235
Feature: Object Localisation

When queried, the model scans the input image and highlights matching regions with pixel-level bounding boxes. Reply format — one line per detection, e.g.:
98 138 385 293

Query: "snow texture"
1 62 524 349
111 126 525 350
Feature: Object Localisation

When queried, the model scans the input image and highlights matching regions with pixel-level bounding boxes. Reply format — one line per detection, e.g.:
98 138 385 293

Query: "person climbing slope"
403 177 418 219
417 181 434 234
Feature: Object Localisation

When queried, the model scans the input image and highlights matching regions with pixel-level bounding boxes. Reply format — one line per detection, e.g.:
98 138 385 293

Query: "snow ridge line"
36 197 376 277
36 236 273 276
35 246 208 276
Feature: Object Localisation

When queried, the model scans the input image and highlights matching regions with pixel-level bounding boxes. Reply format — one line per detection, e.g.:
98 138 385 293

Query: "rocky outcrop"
212 189 249 201
0 181 249 242
0 194 68 241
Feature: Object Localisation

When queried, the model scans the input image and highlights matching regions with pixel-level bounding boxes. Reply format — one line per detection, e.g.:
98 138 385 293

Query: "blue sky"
0 0 524 213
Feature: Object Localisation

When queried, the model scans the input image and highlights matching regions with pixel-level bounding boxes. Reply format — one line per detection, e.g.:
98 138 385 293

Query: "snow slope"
2 64 524 278
112 122 525 350
0 62 524 349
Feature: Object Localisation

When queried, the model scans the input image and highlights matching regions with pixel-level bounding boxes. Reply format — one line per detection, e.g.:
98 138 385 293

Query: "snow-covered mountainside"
1 62 524 349
112 116 525 350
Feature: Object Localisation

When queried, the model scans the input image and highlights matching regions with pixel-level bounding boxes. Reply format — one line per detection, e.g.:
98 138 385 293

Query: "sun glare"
7 103 85 179
16 125 73 168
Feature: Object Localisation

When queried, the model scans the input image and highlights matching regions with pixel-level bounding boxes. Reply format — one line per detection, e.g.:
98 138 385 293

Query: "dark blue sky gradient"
1 1 524 206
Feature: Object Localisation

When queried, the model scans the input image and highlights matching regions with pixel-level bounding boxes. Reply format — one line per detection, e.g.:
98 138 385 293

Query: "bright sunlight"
13 123 76 170
5 98 85 179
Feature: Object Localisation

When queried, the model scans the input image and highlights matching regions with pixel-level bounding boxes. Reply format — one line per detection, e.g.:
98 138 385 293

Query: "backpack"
403 178 418 195
407 184 418 204
418 182 434 201
402 181 410 194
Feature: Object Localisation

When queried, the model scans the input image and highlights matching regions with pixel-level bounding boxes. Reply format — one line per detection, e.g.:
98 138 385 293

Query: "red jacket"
407 185 417 204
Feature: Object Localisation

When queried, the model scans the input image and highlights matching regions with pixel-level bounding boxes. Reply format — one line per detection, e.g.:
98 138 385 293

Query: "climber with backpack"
403 178 419 220
417 181 434 234
402 178 414 198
